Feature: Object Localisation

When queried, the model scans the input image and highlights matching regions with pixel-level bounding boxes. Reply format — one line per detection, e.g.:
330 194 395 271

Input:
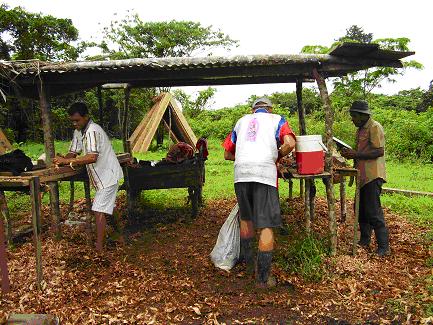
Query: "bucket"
295 135 327 175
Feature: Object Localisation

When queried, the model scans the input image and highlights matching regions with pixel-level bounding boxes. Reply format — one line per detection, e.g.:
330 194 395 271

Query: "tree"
173 87 217 118
417 80 433 113
0 5 83 142
301 25 423 103
0 4 81 61
95 12 238 59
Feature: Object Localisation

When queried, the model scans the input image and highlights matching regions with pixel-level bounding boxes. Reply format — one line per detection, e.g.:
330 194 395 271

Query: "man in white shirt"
223 97 296 287
54 102 123 252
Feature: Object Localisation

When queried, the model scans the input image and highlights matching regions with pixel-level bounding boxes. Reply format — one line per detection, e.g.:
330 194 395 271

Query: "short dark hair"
68 102 89 117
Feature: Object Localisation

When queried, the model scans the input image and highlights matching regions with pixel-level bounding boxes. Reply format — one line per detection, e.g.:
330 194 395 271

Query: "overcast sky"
5 0 432 109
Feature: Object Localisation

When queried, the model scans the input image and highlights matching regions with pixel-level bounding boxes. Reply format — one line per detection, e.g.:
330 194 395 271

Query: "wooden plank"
30 176 43 290
313 68 337 256
382 187 433 198
286 169 331 179
129 99 158 145
0 176 31 187
137 93 172 153
130 93 167 149
0 128 12 155
169 98 198 146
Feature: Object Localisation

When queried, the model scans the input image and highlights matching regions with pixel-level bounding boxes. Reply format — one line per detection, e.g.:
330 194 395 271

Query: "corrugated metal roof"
0 42 414 98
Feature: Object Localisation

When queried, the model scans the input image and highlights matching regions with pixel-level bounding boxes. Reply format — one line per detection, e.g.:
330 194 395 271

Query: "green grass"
7 138 433 229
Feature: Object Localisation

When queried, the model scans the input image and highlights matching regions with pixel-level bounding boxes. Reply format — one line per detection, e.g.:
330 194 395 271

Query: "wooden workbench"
0 153 131 292
281 167 360 255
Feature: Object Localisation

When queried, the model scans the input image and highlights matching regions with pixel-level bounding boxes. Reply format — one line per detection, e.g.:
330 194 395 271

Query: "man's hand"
341 148 357 160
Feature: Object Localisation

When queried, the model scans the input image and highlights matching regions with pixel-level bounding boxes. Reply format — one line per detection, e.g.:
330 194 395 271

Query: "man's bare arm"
341 147 384 160
224 150 235 161
279 135 296 157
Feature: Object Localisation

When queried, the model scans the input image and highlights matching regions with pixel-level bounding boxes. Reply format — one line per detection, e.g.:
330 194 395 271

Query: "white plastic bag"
210 204 240 271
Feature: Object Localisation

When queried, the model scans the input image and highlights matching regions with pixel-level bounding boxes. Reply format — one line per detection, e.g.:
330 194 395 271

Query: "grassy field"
7 139 433 228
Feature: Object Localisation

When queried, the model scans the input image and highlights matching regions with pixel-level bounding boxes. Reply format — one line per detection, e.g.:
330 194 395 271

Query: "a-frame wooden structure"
129 92 197 153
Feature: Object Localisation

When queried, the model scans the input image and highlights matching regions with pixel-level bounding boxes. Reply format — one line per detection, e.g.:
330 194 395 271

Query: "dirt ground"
0 196 432 324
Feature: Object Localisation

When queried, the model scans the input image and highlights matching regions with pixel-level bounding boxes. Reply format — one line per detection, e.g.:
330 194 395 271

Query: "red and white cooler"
295 135 327 175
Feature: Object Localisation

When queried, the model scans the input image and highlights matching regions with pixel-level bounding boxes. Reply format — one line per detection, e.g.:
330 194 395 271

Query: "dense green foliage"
0 4 81 61
94 13 238 60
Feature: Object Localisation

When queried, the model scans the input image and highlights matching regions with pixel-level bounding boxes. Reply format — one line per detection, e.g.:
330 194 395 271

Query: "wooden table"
0 153 131 292
281 167 360 255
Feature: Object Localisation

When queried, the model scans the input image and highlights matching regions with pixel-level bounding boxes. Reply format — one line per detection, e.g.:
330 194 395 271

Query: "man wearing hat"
341 100 390 256
222 97 296 287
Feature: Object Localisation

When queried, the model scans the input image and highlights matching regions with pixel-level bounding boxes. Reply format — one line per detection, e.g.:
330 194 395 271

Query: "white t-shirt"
232 111 285 187
69 120 123 190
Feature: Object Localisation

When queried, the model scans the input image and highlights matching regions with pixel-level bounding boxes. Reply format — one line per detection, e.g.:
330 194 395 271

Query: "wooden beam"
37 81 62 238
122 86 131 152
313 68 337 256
382 187 433 197
296 80 306 199
97 86 103 127
30 176 42 290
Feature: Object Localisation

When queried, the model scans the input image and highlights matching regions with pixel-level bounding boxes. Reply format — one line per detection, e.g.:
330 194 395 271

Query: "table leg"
0 191 11 245
289 179 293 200
304 179 311 232
0 214 10 293
352 171 361 255
340 177 347 223
30 177 43 290
309 180 315 221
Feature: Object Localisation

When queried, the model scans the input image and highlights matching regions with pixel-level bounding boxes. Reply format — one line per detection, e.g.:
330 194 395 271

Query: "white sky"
4 0 433 109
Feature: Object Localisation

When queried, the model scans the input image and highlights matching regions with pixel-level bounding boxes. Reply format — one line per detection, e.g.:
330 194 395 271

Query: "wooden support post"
299 179 304 198
122 86 131 153
37 82 61 239
340 177 347 223
296 80 306 199
0 208 10 293
30 177 42 290
313 68 337 256
352 170 361 255
288 179 293 200
0 191 12 244
310 180 315 221
66 181 75 217
97 86 104 127
304 179 311 232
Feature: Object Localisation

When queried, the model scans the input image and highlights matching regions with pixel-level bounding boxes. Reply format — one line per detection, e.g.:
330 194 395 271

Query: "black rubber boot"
358 223 372 247
375 227 390 257
239 238 254 275
256 250 274 287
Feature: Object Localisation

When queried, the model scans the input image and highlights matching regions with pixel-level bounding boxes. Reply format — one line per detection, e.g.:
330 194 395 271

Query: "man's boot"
256 250 275 288
358 223 372 247
239 237 254 275
375 227 390 257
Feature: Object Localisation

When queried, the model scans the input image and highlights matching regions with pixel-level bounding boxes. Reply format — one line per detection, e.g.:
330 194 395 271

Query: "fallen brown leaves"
0 196 432 324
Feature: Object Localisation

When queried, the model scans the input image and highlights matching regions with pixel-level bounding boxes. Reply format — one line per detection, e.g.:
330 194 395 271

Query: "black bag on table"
0 149 33 175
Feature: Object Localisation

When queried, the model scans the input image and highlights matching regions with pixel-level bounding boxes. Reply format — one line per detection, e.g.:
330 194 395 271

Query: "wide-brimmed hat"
252 97 272 109
349 100 371 115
